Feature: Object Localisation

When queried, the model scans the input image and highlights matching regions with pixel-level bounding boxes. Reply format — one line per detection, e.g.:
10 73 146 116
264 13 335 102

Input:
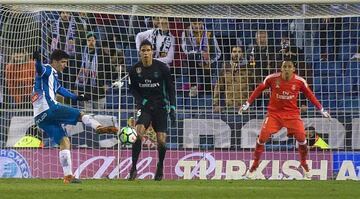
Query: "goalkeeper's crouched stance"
238 60 331 180
32 50 118 184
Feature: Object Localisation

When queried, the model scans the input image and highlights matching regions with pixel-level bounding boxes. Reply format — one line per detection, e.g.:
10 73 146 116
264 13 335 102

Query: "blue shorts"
35 104 81 145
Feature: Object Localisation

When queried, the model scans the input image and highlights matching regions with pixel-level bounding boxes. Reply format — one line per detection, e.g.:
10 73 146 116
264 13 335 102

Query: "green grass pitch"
1 179 358 199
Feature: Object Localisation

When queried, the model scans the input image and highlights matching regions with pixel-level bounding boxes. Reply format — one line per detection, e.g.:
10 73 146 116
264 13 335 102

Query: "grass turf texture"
1 179 358 199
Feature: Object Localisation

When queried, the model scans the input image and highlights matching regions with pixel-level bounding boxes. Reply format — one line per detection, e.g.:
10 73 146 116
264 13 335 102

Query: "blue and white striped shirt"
32 61 77 117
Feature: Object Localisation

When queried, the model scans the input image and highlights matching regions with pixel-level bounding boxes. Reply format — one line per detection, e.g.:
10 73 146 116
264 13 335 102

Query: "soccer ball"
118 127 137 145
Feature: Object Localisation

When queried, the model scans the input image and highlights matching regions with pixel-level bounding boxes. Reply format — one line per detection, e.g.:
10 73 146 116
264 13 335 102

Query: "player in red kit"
238 60 331 180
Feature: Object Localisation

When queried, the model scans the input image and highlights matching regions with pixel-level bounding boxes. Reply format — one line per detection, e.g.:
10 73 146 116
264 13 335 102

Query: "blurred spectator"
135 17 175 65
213 46 252 113
51 11 77 56
181 18 221 97
247 30 276 85
4 50 35 109
75 32 114 110
75 12 96 46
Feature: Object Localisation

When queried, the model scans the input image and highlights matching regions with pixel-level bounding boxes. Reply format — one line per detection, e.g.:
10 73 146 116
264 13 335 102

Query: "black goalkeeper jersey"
129 59 176 109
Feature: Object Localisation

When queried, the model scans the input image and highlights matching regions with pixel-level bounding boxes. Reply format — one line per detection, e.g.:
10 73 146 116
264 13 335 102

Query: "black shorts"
136 107 168 133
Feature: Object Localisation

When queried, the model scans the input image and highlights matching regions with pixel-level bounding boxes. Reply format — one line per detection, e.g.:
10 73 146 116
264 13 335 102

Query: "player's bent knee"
258 134 270 145
78 112 86 121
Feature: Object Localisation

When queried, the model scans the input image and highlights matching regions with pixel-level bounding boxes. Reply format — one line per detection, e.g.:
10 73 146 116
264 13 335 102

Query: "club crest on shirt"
154 72 159 78
275 79 280 88
136 67 142 74
291 84 296 91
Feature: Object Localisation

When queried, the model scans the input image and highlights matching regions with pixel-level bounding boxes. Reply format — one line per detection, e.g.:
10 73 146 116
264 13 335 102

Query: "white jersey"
32 64 60 117
135 28 175 65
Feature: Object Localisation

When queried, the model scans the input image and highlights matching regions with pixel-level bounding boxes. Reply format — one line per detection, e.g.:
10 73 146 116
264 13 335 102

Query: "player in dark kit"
128 40 176 181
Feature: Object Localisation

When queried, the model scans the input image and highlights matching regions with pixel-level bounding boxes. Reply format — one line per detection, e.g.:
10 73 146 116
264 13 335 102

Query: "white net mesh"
0 3 360 180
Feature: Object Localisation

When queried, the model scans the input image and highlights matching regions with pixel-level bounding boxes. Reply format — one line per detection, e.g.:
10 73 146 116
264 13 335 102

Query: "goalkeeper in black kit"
128 40 176 181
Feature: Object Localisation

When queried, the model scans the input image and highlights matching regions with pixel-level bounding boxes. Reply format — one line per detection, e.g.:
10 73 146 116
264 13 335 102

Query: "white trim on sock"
82 114 101 130
298 140 307 145
257 139 265 145
59 149 72 176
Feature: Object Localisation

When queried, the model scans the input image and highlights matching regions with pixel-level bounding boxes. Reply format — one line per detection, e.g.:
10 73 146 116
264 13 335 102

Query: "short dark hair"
305 126 316 131
139 40 152 50
86 31 97 39
50 49 69 63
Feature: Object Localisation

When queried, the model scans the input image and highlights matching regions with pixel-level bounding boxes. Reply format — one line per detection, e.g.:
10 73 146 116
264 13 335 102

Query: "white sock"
59 149 72 176
82 115 101 130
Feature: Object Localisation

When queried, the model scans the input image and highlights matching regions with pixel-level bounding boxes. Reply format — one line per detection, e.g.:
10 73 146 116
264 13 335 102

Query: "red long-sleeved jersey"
247 72 322 118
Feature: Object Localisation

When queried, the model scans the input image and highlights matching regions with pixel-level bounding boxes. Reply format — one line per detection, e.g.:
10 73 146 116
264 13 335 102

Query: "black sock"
131 139 142 170
157 144 166 167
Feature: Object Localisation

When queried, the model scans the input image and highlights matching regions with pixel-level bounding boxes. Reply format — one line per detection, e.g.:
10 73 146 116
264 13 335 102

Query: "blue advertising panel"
333 152 360 177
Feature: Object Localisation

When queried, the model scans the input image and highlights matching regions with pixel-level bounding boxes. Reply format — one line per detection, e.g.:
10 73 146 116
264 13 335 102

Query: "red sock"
298 144 309 172
250 142 264 172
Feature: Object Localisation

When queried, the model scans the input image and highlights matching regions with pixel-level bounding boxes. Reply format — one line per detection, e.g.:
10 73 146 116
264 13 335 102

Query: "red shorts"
258 113 306 143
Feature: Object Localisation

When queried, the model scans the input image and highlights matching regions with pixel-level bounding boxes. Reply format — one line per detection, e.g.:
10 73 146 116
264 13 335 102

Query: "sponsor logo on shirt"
276 91 295 100
139 79 160 88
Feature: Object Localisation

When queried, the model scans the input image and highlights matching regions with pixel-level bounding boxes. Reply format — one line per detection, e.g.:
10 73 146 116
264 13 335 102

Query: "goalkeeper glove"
77 94 90 101
168 105 176 126
238 101 250 115
33 51 41 61
320 108 331 120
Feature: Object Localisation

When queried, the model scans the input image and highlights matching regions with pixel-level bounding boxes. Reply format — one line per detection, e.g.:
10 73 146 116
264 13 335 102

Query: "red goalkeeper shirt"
247 72 322 118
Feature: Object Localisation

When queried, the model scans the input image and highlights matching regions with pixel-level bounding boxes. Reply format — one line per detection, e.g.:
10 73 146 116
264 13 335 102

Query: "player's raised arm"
238 79 269 115
57 87 89 102
33 51 48 77
300 77 331 120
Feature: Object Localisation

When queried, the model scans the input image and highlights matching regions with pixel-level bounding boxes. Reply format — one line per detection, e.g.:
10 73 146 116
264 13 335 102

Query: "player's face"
87 36 96 49
140 45 153 64
306 130 315 138
281 61 295 78
60 11 70 21
158 17 169 31
191 21 204 33
153 17 160 28
53 58 68 73
231 47 243 62
256 31 268 46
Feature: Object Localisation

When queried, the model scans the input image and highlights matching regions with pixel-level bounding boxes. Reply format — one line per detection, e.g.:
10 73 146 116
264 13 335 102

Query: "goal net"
0 2 359 180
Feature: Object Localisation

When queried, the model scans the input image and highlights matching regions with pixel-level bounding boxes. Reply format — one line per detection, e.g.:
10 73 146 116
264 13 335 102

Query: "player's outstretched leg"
95 126 118 134
246 139 265 179
128 139 142 181
81 114 118 134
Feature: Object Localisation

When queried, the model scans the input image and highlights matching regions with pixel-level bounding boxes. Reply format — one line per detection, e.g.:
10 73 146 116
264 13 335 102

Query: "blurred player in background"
305 126 329 150
32 50 118 184
128 40 176 181
238 60 331 180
